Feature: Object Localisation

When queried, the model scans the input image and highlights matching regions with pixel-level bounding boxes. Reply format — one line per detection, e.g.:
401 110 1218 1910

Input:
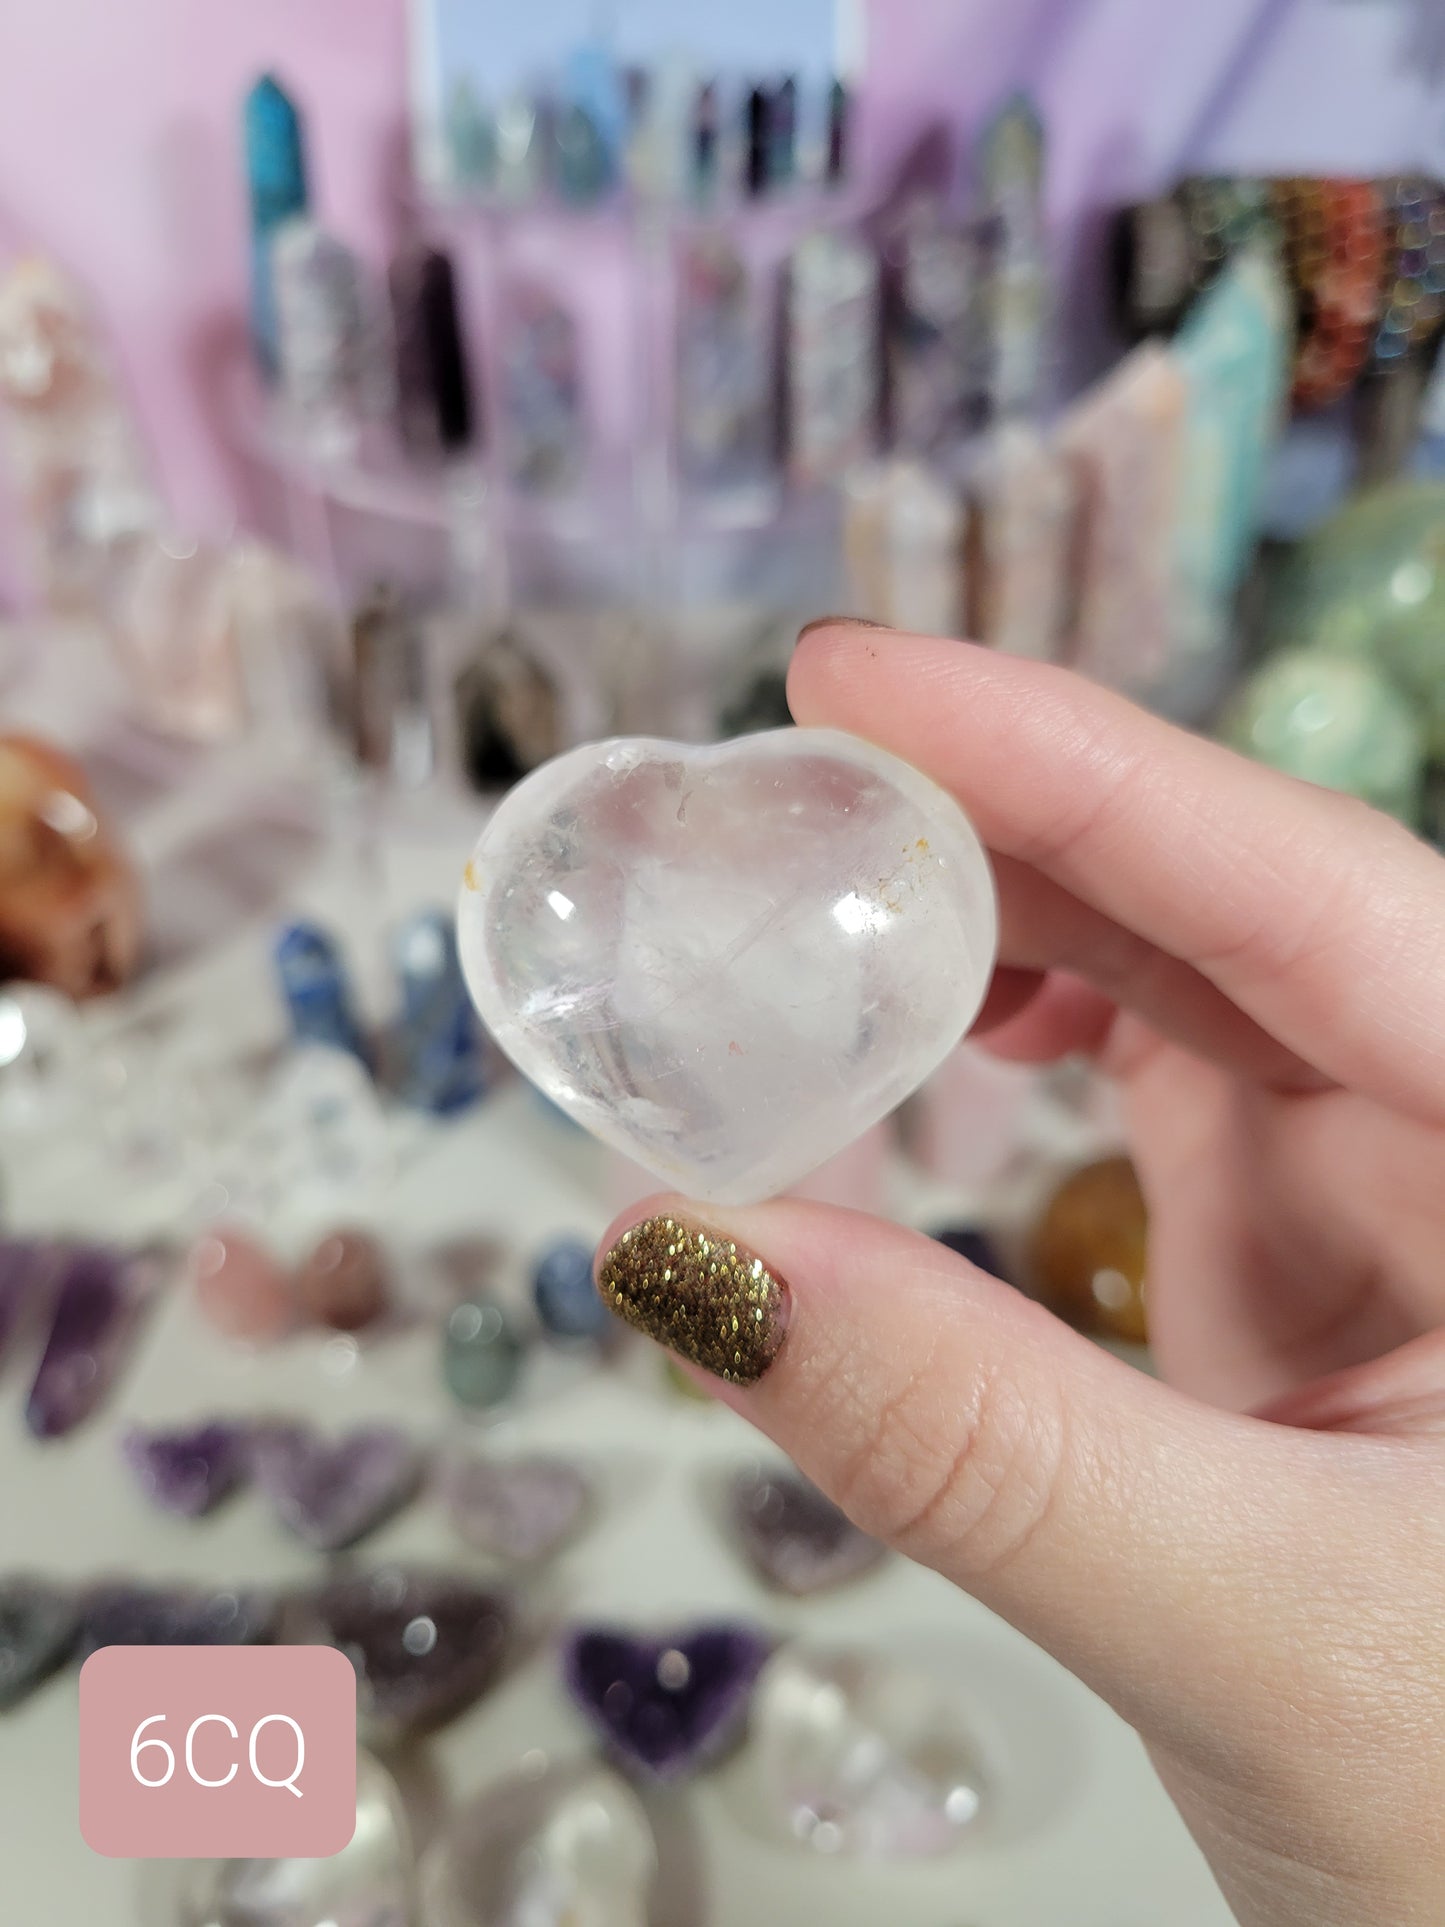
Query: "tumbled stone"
563 1622 770 1779
191 1224 295 1344
296 1227 388 1332
442 1298 524 1410
1029 1156 1149 1344
531 1237 614 1342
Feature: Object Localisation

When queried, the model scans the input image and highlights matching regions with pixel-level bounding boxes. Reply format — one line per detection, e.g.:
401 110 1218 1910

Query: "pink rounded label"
79 1645 357 1858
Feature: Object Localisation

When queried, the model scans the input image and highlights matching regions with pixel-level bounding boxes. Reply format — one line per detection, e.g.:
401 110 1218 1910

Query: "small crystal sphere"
457 729 998 1204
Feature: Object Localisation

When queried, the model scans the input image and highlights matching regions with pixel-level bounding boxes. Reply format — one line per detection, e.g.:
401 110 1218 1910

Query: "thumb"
594 1198 1398 1766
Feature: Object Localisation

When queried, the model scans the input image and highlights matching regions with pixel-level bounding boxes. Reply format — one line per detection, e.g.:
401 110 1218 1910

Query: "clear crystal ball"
457 728 998 1204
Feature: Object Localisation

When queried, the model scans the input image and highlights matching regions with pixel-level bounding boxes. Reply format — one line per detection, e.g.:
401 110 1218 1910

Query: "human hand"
595 624 1445 1927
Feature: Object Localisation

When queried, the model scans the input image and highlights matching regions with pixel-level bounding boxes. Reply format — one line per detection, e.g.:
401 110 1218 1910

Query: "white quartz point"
457 728 998 1204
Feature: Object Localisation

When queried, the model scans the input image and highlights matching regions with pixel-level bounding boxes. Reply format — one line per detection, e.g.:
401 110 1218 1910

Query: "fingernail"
796 614 891 643
596 1215 790 1385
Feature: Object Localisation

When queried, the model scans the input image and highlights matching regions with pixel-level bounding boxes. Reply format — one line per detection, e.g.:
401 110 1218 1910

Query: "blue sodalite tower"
245 73 309 378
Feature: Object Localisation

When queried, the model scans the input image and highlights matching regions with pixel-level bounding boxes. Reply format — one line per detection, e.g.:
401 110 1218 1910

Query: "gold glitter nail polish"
597 1216 790 1385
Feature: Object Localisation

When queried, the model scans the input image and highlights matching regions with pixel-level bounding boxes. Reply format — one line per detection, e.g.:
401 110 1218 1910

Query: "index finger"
789 625 1445 1125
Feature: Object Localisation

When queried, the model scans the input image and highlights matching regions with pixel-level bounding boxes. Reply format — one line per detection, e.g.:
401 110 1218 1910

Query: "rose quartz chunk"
191 1225 294 1343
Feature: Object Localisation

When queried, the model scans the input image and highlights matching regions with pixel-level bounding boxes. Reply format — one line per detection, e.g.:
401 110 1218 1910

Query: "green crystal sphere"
1224 648 1425 823
442 1299 524 1410
1265 481 1445 757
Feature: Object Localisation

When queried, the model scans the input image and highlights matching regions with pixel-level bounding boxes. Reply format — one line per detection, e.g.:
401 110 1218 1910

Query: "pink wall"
0 0 407 549
0 0 1439 601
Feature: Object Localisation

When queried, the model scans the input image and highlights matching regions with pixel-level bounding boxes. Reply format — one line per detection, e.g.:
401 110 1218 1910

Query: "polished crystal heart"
174 1746 411 1927
726 1465 887 1597
750 1645 986 1857
300 1566 511 1736
421 1759 656 1927
442 1453 592 1565
458 729 997 1204
251 1425 422 1552
123 1421 249 1518
564 1623 770 1780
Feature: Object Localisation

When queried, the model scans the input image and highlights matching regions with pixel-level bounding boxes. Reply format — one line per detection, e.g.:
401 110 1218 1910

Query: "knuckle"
831 1357 1068 1580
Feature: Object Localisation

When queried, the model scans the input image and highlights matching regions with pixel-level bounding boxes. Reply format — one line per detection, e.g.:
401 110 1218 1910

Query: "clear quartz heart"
457 729 997 1204
750 1645 986 1858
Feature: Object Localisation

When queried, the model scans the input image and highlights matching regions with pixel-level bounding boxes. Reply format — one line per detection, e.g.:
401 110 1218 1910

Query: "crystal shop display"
1264 479 1445 758
1166 248 1291 721
887 199 981 459
244 73 309 376
25 1246 152 1440
455 626 565 791
389 240 475 461
457 730 999 1206
443 1297 525 1410
295 1227 389 1332
445 78 496 192
178 1747 412 1927
422 1759 655 1927
843 460 967 637
190 1224 296 1345
272 920 370 1066
1060 343 1188 701
389 908 489 1115
1030 1156 1149 1345
0 258 159 614
350 583 437 788
786 232 882 486
272 217 373 453
532 1236 614 1341
967 423 1076 662
0 734 143 999
675 233 773 494
499 279 586 494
